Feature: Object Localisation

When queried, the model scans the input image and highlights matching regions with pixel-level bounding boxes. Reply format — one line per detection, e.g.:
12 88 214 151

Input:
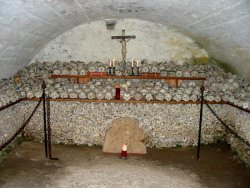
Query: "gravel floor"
0 142 249 188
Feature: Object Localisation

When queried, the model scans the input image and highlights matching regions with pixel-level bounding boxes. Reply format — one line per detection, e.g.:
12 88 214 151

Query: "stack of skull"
0 60 249 109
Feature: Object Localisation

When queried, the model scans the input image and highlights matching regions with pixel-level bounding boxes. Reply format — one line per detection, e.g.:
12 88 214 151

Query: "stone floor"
0 142 249 188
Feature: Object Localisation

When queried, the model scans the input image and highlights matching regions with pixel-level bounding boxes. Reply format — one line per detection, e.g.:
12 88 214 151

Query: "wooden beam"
111 36 136 39
24 98 226 105
50 74 206 81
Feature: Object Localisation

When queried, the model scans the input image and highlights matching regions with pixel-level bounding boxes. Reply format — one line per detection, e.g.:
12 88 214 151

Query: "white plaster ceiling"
0 0 250 80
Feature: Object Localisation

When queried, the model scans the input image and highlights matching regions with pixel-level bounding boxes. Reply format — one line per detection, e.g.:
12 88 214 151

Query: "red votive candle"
115 87 120 100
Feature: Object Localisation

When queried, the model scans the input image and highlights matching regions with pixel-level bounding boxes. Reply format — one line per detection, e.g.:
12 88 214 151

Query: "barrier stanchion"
46 96 58 160
42 81 48 158
197 84 205 160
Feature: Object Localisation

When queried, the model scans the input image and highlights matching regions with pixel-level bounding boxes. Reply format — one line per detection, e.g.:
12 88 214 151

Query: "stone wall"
0 101 225 147
0 102 34 145
1 101 249 163
224 106 250 164
30 19 208 65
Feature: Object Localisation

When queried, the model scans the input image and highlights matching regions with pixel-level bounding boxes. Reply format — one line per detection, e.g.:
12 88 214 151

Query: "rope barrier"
204 100 250 147
0 98 24 112
0 96 43 151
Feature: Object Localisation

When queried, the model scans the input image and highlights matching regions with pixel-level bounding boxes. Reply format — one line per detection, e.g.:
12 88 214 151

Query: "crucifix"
111 30 136 70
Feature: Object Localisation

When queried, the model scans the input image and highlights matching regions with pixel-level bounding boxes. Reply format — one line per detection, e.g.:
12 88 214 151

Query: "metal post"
197 84 205 160
42 81 48 158
47 97 52 159
46 95 59 160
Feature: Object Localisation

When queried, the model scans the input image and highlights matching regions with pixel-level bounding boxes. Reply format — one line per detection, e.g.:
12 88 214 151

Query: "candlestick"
108 66 112 75
131 67 134 76
136 66 140 76
112 66 115 76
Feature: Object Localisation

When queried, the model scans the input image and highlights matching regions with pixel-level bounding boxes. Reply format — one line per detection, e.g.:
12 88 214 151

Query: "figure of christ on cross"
111 30 136 70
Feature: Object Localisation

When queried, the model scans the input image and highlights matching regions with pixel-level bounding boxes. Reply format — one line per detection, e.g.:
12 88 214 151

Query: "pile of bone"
50 60 214 77
52 61 107 75
0 60 249 109
0 78 22 107
18 101 225 147
45 79 200 102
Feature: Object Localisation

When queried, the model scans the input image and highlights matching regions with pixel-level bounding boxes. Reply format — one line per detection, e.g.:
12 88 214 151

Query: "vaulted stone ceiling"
0 0 250 81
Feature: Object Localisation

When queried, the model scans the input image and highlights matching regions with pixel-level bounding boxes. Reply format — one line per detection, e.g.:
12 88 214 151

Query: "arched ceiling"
0 0 250 81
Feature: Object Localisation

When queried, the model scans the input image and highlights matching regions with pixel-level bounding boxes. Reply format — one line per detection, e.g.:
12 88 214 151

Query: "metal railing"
197 85 250 160
205 100 250 147
1 81 249 161
0 97 42 150
0 81 57 160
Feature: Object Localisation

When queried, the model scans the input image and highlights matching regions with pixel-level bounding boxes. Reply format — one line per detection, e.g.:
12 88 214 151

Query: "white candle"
113 58 115 67
132 58 134 67
137 60 139 67
109 61 112 67
122 143 127 151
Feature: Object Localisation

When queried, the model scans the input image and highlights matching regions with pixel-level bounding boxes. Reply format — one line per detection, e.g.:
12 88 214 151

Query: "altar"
102 117 146 155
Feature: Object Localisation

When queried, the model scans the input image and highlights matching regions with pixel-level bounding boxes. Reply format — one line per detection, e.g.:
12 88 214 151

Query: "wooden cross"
111 30 136 63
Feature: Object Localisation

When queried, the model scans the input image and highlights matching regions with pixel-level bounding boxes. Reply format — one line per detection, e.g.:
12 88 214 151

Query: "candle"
109 61 112 67
132 58 134 67
113 58 115 67
137 60 139 67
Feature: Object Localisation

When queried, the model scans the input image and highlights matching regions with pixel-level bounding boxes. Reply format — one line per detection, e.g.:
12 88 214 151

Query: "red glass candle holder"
115 88 120 100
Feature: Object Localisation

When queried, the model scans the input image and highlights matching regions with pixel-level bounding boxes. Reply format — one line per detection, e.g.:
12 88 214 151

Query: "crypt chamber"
0 1 250 187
